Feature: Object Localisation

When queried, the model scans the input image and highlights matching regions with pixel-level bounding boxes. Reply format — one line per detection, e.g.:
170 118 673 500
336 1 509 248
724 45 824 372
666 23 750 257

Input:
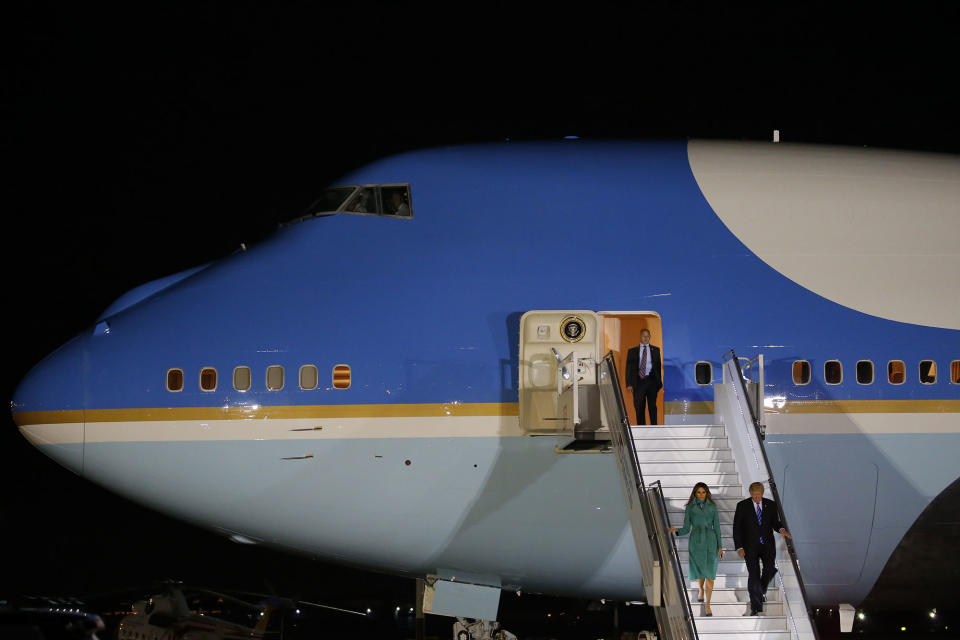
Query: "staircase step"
666 496 742 510
688 587 780 603
684 560 753 575
643 472 740 486
668 508 736 525
633 436 729 449
634 448 734 462
660 484 742 498
638 460 738 473
696 631 791 640
693 615 788 631
692 602 785 617
630 425 726 437
697 574 751 588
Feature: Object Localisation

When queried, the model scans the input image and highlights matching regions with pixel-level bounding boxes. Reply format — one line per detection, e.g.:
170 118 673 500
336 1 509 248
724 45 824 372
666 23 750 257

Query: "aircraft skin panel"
19 416 960 605
687 139 960 331
9 140 960 607
14 142 957 412
77 434 646 600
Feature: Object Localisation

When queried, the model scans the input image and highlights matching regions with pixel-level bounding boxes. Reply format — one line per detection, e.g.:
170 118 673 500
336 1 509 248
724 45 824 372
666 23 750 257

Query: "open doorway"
599 312 663 426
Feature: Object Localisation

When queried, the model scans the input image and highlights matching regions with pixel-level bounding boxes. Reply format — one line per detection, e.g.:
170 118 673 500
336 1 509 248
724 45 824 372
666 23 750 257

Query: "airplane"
114 582 364 640
116 583 275 640
10 139 960 631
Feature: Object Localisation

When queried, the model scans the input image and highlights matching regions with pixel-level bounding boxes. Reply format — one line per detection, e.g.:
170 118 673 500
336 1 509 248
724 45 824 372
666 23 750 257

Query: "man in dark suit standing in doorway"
625 329 662 425
733 482 793 616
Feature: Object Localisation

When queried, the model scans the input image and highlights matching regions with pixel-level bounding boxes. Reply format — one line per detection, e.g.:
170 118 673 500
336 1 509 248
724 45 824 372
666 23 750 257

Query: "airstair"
599 351 820 640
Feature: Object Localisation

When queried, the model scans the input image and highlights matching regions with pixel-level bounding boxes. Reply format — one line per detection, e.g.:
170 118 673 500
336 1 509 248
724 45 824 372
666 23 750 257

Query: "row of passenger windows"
691 360 960 386
169 359 960 391
166 365 352 392
791 359 960 385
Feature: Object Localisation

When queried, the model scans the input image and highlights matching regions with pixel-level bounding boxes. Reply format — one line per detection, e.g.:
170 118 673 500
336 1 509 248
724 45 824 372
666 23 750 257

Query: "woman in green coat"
669 482 724 616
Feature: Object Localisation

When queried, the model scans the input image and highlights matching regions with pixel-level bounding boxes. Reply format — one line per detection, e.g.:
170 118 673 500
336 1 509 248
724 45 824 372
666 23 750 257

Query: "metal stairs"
634 423 794 639
598 350 818 640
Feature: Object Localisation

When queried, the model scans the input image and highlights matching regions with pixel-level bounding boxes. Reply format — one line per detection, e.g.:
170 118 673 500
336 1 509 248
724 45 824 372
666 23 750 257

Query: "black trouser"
632 377 659 425
745 541 777 612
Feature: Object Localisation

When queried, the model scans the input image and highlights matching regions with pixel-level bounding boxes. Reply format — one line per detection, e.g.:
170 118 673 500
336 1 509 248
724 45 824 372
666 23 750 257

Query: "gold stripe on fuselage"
12 399 960 427
12 402 520 426
764 399 960 414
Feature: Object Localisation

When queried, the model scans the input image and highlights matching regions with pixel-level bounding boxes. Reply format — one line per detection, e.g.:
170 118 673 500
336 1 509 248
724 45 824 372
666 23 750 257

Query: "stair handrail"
607 352 647 495
648 479 699 639
723 350 821 640
601 352 698 640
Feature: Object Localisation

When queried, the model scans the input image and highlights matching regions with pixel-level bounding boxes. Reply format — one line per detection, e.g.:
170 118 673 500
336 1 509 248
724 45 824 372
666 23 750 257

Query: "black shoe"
743 610 759 616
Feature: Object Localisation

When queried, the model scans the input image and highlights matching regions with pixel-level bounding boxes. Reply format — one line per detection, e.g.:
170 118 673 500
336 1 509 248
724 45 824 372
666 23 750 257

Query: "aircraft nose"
11 333 87 475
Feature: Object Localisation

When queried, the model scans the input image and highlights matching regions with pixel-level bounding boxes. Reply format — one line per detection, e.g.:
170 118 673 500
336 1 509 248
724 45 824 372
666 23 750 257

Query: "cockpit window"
344 187 378 214
306 187 355 216
380 185 412 217
288 184 413 224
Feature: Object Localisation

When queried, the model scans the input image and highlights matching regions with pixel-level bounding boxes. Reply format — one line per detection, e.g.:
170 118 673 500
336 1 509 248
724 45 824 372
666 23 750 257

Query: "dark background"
3 2 960 637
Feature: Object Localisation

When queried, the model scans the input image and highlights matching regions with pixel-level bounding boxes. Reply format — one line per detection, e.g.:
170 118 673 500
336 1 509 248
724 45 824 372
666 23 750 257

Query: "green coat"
675 500 723 580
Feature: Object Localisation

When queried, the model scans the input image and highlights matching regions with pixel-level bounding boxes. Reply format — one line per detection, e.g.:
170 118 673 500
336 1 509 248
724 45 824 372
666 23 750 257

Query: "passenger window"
333 364 351 389
919 360 937 384
266 365 285 391
824 360 842 385
233 366 251 391
695 362 712 385
299 365 318 390
888 360 905 385
792 360 810 385
856 360 874 385
952 361 960 384
200 367 217 391
166 368 184 392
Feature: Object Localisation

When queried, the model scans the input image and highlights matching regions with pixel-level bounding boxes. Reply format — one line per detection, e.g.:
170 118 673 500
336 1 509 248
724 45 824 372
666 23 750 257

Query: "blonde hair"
749 482 765 493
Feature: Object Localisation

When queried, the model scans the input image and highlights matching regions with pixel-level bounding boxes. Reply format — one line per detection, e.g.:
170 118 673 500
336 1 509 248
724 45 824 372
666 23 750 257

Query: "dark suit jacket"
733 497 784 553
625 344 662 391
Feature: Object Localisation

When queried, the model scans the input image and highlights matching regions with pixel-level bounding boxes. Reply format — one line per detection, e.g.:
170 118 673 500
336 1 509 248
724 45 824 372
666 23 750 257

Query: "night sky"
4 2 960 636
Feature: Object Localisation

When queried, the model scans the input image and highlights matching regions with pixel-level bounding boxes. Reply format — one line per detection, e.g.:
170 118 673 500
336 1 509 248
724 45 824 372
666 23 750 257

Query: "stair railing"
600 352 698 640
648 479 699 640
722 350 820 640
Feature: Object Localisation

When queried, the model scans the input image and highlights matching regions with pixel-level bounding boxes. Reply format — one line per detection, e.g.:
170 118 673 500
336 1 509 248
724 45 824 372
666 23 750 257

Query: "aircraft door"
518 311 602 436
